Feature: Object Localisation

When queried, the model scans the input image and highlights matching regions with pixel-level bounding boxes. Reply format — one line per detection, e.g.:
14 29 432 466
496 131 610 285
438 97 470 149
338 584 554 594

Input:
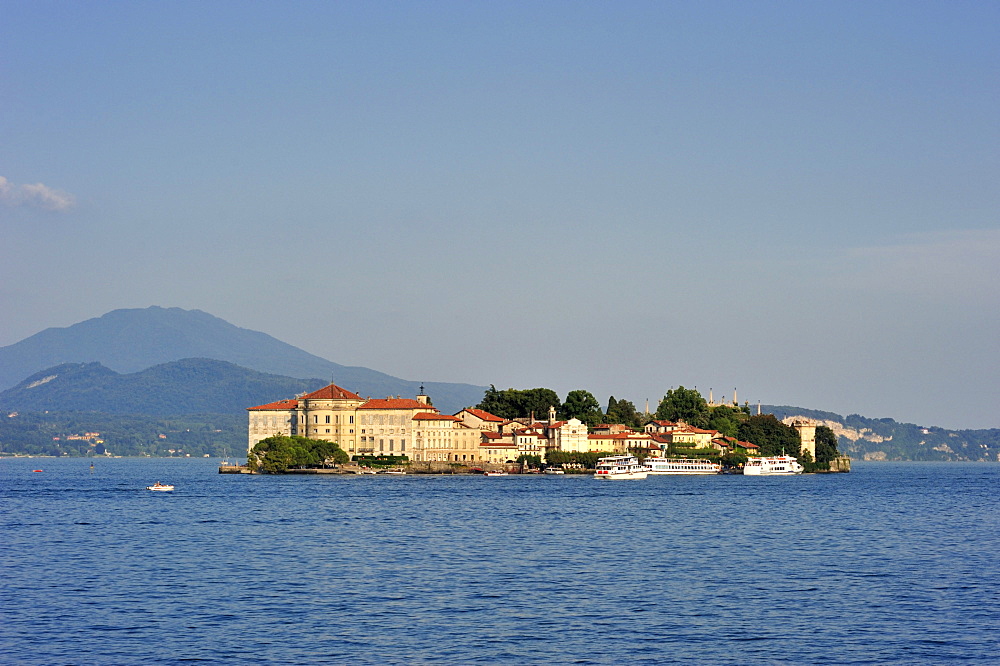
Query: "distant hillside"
0 306 486 414
763 404 1000 462
0 359 328 415
0 411 245 458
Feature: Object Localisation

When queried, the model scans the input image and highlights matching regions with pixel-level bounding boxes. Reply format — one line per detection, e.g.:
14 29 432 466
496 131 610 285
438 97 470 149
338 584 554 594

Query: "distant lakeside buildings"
248 383 819 463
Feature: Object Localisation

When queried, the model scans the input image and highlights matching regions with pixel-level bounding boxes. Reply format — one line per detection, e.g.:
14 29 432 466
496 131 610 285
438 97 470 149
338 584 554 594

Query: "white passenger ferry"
742 455 804 475
643 457 721 475
594 455 648 480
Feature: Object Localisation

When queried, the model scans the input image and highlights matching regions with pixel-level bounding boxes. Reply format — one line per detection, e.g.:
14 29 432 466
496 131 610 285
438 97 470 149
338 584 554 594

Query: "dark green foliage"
655 386 709 427
561 390 603 426
248 435 348 473
721 450 748 468
353 454 409 466
475 385 561 421
707 404 746 438
736 414 801 457
605 396 642 428
545 450 605 469
517 454 543 468
814 425 840 463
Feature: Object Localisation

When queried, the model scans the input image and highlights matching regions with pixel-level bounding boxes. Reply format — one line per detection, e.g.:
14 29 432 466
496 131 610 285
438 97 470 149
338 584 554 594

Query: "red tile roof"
412 412 459 421
247 399 298 411
461 408 504 422
359 398 435 410
300 384 363 401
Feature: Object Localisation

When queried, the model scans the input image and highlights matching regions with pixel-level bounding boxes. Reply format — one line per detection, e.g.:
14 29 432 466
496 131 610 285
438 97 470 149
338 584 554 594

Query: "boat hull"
594 471 648 480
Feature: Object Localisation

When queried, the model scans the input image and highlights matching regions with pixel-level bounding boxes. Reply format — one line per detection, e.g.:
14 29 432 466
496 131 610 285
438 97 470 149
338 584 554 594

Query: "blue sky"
2 1 998 429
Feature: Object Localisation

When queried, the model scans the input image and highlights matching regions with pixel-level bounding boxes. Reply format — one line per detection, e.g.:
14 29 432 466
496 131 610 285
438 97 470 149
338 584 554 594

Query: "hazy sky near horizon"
2 1 998 429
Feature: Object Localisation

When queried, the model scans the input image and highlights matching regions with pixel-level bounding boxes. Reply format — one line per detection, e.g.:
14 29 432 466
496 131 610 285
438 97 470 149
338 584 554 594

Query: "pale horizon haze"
2 1 998 430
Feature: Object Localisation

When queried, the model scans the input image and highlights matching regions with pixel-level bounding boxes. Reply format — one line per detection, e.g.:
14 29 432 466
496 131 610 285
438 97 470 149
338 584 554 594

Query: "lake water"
1 459 997 664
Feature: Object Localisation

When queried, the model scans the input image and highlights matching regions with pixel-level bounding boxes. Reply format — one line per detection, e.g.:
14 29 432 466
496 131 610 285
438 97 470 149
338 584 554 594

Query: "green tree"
606 396 641 428
708 404 745 438
248 435 348 473
476 385 515 419
736 415 801 458
561 389 603 426
655 386 709 427
475 386 560 421
544 450 604 469
814 425 840 463
517 454 543 469
720 449 748 468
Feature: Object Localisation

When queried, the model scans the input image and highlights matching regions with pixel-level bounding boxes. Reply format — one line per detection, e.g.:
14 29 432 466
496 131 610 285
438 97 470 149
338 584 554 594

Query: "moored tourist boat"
146 482 174 491
742 455 803 475
594 455 648 480
643 457 721 475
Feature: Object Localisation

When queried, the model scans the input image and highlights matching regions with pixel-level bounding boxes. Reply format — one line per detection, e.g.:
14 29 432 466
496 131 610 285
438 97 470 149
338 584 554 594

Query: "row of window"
313 414 356 425
349 436 407 453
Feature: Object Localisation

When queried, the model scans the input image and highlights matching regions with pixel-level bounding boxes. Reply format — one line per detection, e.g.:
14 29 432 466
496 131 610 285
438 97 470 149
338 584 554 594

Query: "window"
379 439 384 451
389 440 394 452
401 439 406 451
325 415 330 424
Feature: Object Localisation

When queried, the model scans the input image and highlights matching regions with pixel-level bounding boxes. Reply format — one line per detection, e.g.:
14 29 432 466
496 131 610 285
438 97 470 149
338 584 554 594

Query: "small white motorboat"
484 470 509 477
543 467 565 475
147 482 174 491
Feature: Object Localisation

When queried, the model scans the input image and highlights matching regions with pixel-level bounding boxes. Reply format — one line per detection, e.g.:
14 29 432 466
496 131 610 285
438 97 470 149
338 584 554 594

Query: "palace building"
247 383 489 463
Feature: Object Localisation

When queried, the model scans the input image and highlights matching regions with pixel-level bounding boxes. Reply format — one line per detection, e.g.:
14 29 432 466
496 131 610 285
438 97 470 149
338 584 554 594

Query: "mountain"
763 404 1000 462
0 306 487 413
0 359 330 415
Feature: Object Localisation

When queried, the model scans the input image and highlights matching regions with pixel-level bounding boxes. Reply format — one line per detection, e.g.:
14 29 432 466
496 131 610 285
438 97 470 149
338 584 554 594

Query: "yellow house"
412 412 483 463
480 432 519 464
667 427 718 448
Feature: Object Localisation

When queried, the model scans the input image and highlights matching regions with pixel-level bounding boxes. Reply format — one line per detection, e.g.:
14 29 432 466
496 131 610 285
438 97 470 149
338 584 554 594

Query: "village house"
480 432 519 464
455 408 505 432
644 419 681 434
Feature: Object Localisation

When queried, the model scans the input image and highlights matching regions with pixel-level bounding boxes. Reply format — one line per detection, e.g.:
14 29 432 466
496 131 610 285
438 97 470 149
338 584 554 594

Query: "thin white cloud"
0 176 76 211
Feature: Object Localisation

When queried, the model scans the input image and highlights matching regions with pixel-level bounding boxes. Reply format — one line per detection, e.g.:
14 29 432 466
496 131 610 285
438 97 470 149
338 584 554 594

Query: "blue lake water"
1 459 998 664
